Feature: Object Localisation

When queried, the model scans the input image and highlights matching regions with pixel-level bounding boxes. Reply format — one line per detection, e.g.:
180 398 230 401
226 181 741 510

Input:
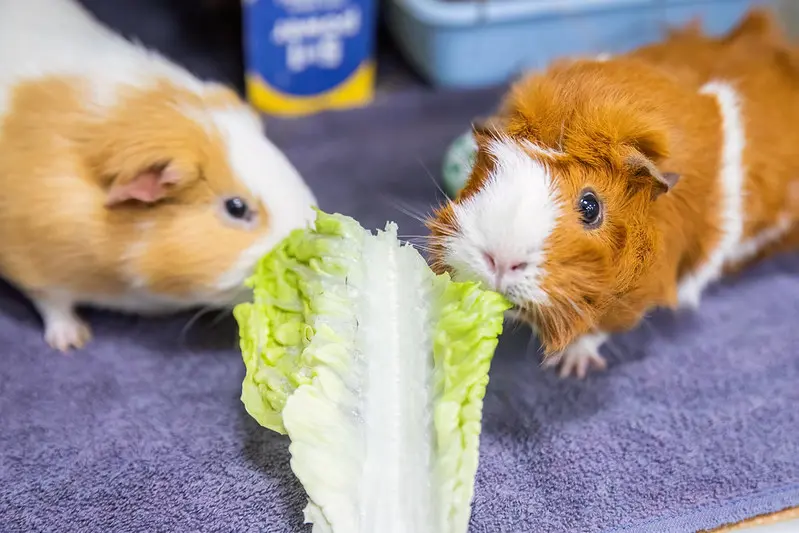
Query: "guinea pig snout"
482 251 529 290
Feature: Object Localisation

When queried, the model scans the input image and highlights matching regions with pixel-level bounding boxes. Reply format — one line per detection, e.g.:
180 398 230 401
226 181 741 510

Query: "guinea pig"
427 8 799 378
0 0 316 351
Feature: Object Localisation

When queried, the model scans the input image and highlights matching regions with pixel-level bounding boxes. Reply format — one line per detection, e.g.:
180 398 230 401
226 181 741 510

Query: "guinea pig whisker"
551 288 594 327
424 222 457 238
398 234 438 239
409 246 435 257
399 234 454 261
525 331 542 360
415 157 449 200
634 314 660 343
412 245 436 255
510 317 528 335
403 239 431 247
599 336 625 362
207 307 233 327
389 202 458 240
383 198 433 226
179 305 219 345
399 234 438 244
397 236 438 253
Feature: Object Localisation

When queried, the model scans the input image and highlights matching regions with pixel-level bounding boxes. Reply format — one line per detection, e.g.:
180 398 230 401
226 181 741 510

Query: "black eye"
578 191 602 227
224 197 251 220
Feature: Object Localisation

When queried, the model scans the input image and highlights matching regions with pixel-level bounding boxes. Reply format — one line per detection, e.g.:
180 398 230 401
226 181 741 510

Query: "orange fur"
429 9 799 354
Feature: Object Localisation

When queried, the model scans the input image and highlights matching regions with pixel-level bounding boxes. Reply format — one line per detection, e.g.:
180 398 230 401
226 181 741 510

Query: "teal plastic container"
386 0 778 88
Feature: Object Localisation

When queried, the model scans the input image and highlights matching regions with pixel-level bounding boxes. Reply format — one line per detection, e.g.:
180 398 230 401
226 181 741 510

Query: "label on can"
243 0 376 116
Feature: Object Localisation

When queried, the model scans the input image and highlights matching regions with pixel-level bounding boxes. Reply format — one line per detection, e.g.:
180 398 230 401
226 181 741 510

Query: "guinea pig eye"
578 191 602 228
224 197 251 221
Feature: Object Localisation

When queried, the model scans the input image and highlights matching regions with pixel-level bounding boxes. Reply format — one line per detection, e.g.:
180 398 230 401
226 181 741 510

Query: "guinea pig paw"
540 353 563 369
44 317 93 353
552 346 607 380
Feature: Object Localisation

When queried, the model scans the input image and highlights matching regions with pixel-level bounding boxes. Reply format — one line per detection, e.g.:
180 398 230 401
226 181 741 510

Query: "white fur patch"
677 81 746 307
121 221 155 289
521 139 567 159
728 215 793 266
0 0 204 115
211 107 317 292
444 137 561 305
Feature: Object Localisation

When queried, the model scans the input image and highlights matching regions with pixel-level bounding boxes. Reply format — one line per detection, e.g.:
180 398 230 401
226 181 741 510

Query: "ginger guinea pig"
0 0 316 351
428 9 799 378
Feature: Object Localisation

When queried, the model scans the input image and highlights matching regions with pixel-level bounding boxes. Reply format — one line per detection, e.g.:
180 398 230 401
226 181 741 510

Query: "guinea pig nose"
484 252 528 275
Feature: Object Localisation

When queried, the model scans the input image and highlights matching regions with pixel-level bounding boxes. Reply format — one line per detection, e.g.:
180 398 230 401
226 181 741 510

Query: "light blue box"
386 0 779 88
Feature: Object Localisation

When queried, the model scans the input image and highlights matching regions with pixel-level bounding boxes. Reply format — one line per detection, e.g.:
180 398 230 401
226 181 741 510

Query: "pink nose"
483 252 528 281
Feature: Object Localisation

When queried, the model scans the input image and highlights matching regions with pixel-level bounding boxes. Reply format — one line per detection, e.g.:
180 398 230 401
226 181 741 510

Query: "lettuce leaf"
234 210 510 533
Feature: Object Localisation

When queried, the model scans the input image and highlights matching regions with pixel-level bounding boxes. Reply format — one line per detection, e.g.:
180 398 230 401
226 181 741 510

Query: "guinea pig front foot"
32 294 93 352
44 318 92 353
542 332 609 379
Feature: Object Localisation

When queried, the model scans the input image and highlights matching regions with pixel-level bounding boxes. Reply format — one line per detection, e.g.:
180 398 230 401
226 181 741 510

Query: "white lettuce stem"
357 230 436 533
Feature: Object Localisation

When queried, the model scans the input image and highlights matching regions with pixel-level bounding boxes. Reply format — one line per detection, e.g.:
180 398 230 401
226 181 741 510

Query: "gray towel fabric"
2 2 799 532
2 81 799 533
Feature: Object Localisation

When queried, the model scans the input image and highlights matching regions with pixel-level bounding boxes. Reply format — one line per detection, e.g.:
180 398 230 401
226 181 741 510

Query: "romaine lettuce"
234 210 510 533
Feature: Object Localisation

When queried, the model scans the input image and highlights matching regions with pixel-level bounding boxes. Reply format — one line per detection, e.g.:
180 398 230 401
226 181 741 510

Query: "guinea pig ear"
722 7 783 47
104 163 181 207
625 152 680 200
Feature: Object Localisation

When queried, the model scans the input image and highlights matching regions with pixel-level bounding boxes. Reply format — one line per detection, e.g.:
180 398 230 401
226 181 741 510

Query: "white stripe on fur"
677 81 746 307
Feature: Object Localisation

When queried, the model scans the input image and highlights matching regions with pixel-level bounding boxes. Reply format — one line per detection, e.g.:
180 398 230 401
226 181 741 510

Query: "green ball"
441 130 477 198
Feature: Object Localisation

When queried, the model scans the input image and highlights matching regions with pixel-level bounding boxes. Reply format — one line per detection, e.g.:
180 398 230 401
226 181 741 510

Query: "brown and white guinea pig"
0 0 316 351
428 8 799 378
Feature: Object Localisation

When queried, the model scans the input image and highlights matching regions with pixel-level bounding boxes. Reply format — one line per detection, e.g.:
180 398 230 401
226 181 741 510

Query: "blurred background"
75 0 799 98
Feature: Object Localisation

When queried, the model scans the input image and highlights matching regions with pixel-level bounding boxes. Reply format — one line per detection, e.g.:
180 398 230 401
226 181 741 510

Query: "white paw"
541 333 608 379
31 292 93 353
44 316 92 352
